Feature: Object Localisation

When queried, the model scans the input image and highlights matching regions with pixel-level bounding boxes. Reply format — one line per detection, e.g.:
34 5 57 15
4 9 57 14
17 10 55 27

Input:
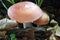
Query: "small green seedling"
10 33 16 40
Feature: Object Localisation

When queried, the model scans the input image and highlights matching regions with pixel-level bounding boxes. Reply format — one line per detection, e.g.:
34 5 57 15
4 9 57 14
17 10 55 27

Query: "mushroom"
33 12 50 26
8 1 43 28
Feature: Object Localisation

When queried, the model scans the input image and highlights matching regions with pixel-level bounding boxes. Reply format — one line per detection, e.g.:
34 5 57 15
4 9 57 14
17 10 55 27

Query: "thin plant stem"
1 1 8 10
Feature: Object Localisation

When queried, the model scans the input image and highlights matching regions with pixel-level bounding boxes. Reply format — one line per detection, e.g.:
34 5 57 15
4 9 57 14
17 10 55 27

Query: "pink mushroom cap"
8 1 43 23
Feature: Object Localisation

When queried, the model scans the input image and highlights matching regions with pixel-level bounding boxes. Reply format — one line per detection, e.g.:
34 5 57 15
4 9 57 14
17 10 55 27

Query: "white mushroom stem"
23 23 27 29
37 25 41 27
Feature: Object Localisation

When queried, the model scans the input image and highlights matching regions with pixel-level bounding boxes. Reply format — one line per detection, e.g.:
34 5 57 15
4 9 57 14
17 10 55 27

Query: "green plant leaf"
36 0 43 7
7 0 15 4
10 33 16 40
0 0 8 10
11 0 15 4
1 2 8 10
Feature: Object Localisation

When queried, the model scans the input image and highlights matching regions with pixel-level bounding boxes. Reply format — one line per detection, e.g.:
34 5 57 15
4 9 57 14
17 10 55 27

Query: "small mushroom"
33 12 49 26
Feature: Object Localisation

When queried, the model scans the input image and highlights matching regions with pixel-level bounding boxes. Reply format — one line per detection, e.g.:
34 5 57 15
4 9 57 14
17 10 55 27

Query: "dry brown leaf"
0 18 17 30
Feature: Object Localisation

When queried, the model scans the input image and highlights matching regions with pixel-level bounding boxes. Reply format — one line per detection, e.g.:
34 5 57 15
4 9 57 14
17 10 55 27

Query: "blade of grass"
39 0 43 6
11 0 15 4
35 0 38 4
36 0 43 7
7 0 13 4
7 0 15 4
38 0 40 6
1 0 8 10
